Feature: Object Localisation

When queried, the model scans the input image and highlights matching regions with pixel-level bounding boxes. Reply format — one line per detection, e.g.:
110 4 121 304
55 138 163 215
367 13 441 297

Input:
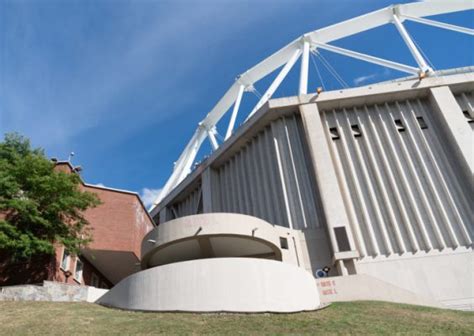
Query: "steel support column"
392 13 433 74
299 40 310 95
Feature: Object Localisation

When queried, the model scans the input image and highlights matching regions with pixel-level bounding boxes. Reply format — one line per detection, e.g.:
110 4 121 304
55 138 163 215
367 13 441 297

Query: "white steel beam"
392 13 432 74
299 40 310 95
225 84 245 140
401 15 474 36
151 1 474 210
153 128 208 208
208 128 219 151
397 1 473 19
312 41 420 75
247 49 302 120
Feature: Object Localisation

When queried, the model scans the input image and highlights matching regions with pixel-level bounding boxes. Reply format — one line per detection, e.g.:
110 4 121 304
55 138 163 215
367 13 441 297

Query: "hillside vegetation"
0 300 472 335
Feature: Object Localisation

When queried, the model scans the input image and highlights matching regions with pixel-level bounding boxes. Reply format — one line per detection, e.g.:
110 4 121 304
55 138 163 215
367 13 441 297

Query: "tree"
0 133 101 259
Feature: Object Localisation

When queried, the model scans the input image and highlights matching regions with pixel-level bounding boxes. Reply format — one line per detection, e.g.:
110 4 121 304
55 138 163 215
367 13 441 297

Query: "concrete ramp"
316 274 440 308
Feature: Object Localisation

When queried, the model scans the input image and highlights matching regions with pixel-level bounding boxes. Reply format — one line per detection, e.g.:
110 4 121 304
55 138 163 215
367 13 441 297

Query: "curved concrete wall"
98 258 320 313
141 213 282 268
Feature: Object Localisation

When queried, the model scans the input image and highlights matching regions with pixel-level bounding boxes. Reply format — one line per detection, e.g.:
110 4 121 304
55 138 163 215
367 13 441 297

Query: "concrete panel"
98 258 320 313
430 87 473 174
356 248 474 310
0 281 108 303
321 97 473 257
299 103 355 255
316 274 440 308
141 213 282 268
213 114 324 230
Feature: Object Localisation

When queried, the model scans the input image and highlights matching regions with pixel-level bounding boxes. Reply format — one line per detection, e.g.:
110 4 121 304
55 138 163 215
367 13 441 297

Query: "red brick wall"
82 185 154 259
0 250 55 286
0 246 112 288
52 246 112 288
0 162 155 287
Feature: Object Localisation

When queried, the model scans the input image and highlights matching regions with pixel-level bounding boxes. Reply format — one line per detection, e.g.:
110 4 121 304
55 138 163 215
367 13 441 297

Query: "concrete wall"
454 91 474 131
320 97 473 258
142 213 335 278
212 114 325 230
99 258 320 313
149 73 474 309
164 183 203 221
356 247 473 310
316 274 440 308
0 281 108 303
141 213 282 268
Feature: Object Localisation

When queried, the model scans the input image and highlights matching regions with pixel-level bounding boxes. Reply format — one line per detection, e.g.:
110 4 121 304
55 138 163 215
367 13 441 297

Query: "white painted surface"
87 287 109 303
142 213 282 268
147 75 474 310
321 97 473 257
99 258 320 313
316 274 440 308
152 2 473 207
213 115 324 230
356 248 474 310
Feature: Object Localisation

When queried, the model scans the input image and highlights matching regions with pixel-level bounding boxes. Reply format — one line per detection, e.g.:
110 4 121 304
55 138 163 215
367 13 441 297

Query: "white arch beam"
151 1 474 209
247 48 302 120
392 13 433 74
401 15 474 36
312 42 420 75
208 128 219 151
225 84 245 140
299 40 310 95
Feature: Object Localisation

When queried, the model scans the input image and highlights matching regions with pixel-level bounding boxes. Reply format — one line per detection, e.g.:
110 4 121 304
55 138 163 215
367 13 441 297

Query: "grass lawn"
0 300 472 335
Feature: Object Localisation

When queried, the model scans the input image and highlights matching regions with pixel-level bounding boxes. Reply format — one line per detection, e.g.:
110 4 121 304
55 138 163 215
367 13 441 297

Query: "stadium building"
99 1 473 312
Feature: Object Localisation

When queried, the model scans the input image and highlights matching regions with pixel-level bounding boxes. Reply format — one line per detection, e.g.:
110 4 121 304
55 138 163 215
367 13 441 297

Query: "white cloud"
353 73 378 85
353 68 392 86
140 187 162 209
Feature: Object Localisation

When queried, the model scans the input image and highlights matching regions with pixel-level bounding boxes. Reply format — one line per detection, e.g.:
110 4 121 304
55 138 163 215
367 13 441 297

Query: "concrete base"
0 281 108 303
356 248 474 310
316 274 441 308
98 258 320 313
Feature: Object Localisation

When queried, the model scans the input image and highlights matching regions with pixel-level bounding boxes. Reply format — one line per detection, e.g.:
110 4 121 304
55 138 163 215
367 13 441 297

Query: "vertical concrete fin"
299 103 356 258
429 86 473 176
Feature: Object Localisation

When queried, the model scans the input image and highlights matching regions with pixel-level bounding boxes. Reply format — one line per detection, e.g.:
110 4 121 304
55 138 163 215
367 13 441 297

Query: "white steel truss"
151 1 474 209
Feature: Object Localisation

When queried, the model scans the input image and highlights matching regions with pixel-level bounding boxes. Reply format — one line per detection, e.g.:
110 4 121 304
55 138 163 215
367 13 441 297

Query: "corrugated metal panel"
322 98 473 258
215 114 324 230
455 91 474 130
169 185 202 219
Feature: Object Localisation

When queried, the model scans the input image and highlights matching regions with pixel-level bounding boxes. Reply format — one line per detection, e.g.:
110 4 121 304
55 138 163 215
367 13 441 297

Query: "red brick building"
0 161 155 288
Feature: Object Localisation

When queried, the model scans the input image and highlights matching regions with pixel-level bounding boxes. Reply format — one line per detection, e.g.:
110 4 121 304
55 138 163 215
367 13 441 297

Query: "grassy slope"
0 301 472 335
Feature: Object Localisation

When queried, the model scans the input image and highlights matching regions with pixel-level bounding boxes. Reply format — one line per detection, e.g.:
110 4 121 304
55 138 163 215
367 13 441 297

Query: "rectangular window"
334 227 351 252
416 116 428 129
329 127 340 140
279 237 289 249
394 119 406 132
91 273 99 287
351 124 362 138
74 258 83 282
61 249 70 270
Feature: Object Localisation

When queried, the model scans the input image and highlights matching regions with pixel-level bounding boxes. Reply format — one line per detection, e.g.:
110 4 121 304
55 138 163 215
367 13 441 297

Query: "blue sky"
1 0 473 207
